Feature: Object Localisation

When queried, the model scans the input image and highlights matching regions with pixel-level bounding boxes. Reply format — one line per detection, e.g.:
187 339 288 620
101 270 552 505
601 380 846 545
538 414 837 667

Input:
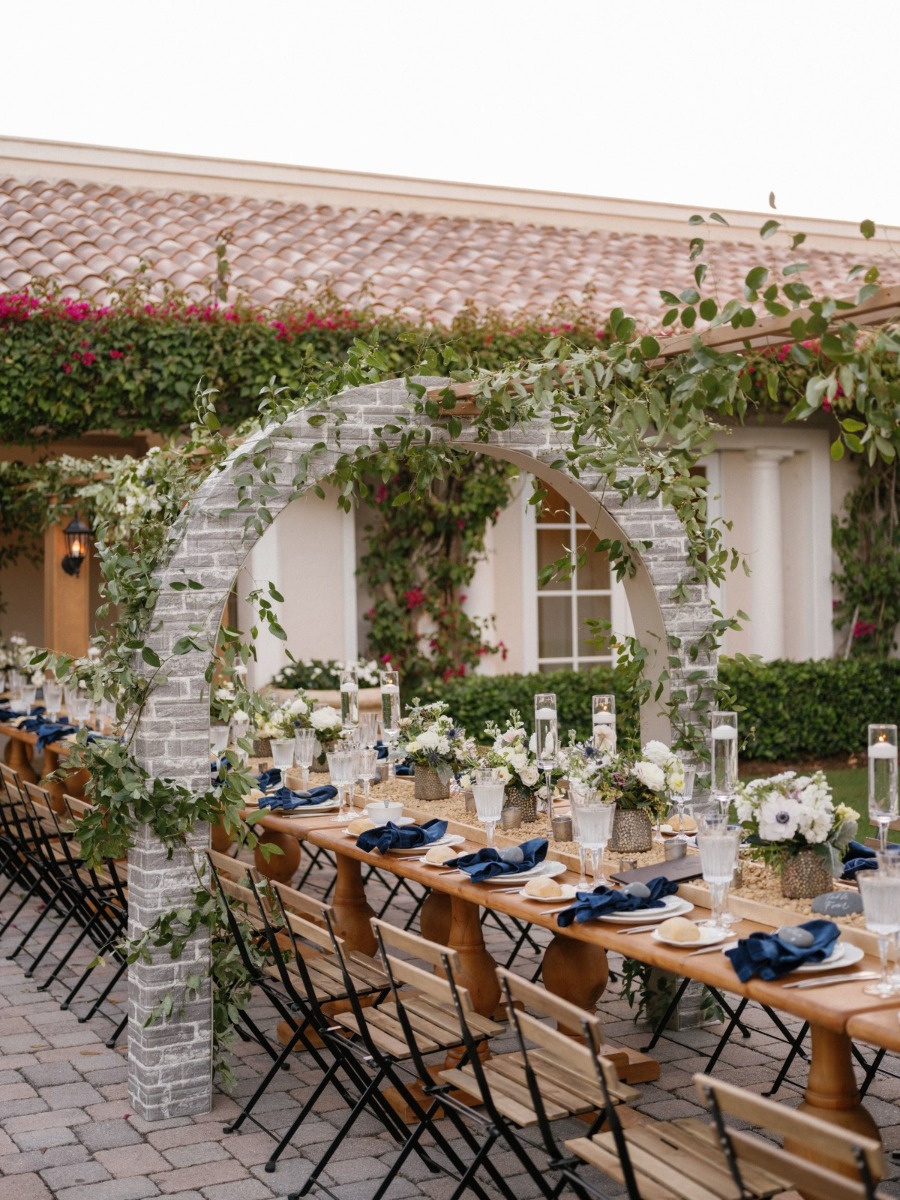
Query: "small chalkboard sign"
811 890 863 917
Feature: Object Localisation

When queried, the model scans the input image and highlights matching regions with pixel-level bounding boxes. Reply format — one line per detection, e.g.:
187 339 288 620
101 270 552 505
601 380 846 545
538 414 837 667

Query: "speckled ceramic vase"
503 784 537 823
610 809 653 853
414 764 450 801
781 849 832 899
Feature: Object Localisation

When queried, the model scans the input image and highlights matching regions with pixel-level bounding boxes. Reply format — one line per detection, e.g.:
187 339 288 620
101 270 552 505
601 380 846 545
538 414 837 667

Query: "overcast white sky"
7 0 900 225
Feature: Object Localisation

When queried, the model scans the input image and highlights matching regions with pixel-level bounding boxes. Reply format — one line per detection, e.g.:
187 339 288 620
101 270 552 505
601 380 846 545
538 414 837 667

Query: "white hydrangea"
287 696 309 716
417 730 440 751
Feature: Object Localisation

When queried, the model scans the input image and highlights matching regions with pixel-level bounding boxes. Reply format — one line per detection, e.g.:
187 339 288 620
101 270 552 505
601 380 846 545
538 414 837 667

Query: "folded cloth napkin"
394 762 414 776
448 838 549 883
356 818 448 855
841 840 900 879
259 785 338 811
33 723 77 751
0 706 19 722
256 768 283 791
556 876 679 927
726 918 840 982
375 740 388 760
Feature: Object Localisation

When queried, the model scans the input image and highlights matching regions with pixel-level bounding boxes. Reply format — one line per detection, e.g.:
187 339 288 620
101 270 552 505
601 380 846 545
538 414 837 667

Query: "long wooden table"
0 719 89 806
251 801 900 1153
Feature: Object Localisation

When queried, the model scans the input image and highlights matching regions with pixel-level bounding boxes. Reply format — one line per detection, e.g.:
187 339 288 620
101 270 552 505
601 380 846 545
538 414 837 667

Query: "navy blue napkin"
726 918 840 982
260 785 338 811
0 706 18 722
841 840 900 879
394 762 414 776
375 740 388 760
556 876 679 927
34 723 77 751
449 838 549 882
356 819 448 855
256 768 282 791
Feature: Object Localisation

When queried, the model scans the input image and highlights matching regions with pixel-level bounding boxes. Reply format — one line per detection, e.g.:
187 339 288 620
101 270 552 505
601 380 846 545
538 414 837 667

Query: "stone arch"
128 379 715 1119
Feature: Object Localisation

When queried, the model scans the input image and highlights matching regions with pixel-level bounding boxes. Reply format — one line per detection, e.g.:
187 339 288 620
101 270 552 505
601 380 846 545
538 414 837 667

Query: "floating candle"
711 725 737 740
869 742 898 760
593 711 616 725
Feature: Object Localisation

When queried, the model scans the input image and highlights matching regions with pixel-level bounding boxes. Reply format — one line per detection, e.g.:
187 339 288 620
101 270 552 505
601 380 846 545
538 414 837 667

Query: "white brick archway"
127 380 716 1119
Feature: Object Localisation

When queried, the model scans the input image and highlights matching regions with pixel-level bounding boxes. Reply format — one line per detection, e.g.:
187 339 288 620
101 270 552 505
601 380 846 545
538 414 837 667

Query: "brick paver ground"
3 846 900 1199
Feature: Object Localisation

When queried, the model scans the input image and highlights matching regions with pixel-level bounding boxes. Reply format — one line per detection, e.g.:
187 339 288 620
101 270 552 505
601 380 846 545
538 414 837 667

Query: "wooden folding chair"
495 965 642 1200
694 1073 884 1200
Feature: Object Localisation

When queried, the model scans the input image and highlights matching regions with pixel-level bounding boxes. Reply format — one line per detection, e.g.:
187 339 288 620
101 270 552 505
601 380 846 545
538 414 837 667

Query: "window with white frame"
531 484 621 671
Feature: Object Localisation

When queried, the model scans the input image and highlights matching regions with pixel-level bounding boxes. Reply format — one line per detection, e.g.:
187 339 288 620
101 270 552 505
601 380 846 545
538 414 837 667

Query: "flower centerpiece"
734 771 859 898
568 739 684 853
478 710 544 820
296 702 343 771
398 699 471 801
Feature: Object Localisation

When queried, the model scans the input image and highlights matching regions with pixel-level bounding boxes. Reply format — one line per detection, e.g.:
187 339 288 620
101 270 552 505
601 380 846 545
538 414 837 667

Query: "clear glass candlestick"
534 693 558 815
591 694 617 756
710 711 738 815
340 669 359 732
568 781 591 888
869 725 898 852
358 711 379 750
673 764 696 841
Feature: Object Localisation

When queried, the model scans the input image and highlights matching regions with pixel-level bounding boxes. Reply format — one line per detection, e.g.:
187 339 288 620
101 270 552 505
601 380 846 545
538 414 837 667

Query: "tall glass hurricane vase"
534 693 558 815
340 669 359 733
591 694 617 756
869 725 898 852
710 711 738 815
293 729 317 787
380 670 401 773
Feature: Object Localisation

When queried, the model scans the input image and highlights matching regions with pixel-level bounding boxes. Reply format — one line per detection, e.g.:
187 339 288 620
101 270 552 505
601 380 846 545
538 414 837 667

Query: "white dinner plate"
788 941 864 974
652 924 725 948
279 800 340 816
386 833 465 857
359 812 415 827
521 883 578 903
596 895 694 923
476 859 567 885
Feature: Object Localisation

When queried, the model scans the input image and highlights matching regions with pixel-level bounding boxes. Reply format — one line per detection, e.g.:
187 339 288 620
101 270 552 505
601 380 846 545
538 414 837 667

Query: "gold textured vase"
414 764 451 801
610 809 653 853
781 849 832 899
503 784 537 823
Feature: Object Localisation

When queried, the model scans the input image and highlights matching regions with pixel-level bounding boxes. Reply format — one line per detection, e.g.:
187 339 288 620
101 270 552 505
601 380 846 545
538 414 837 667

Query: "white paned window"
527 484 627 672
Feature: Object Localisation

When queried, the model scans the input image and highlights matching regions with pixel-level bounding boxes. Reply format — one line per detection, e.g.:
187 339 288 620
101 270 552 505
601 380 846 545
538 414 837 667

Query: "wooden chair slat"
331 1009 414 1059
726 1129 872 1200
565 1135 684 1200
597 1132 736 1200
669 1120 789 1194
626 1125 746 1199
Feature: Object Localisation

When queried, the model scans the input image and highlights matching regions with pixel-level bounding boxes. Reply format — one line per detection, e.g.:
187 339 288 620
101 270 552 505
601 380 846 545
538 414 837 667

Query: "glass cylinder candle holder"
340 668 359 731
534 692 558 814
592 694 617 755
380 669 401 774
710 711 738 809
869 725 899 851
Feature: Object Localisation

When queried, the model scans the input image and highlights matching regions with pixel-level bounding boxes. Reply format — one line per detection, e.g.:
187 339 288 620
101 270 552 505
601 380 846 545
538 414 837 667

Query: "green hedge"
718 657 900 761
424 659 900 760
425 667 639 745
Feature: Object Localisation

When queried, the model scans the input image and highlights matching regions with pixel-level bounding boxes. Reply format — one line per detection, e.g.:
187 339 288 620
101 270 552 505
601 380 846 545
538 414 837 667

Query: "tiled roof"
0 174 894 326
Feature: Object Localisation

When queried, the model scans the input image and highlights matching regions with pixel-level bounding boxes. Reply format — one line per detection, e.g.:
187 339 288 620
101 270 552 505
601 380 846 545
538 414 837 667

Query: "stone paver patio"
3 856 900 1200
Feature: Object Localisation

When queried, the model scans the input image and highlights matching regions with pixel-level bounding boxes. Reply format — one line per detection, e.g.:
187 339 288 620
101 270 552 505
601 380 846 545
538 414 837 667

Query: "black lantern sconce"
61 514 93 578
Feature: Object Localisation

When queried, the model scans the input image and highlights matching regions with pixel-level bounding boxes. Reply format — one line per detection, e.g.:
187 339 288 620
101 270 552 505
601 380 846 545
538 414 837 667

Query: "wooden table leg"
4 737 37 783
419 889 452 947
331 853 377 956
542 935 610 1031
446 895 502 1020
253 830 301 885
791 1024 882 1178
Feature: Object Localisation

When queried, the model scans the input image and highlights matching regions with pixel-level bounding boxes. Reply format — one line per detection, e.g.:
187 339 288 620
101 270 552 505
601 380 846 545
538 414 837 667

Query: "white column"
745 448 794 660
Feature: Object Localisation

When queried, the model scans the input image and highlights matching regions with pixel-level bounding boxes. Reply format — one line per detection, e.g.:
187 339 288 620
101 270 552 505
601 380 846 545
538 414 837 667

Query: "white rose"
631 761 666 792
288 697 309 716
642 740 672 768
417 730 440 751
310 706 340 731
520 764 540 787
405 739 419 755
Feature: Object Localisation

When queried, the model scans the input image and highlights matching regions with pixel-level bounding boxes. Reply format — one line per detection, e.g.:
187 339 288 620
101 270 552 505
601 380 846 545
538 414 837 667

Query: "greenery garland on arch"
9 213 900 1078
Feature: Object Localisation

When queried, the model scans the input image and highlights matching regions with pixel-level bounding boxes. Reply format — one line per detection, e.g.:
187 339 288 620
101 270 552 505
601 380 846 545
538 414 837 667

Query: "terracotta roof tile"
0 174 895 327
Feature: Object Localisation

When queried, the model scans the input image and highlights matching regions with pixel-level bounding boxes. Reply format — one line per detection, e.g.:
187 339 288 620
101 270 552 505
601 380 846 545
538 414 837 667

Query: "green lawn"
825 767 875 842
